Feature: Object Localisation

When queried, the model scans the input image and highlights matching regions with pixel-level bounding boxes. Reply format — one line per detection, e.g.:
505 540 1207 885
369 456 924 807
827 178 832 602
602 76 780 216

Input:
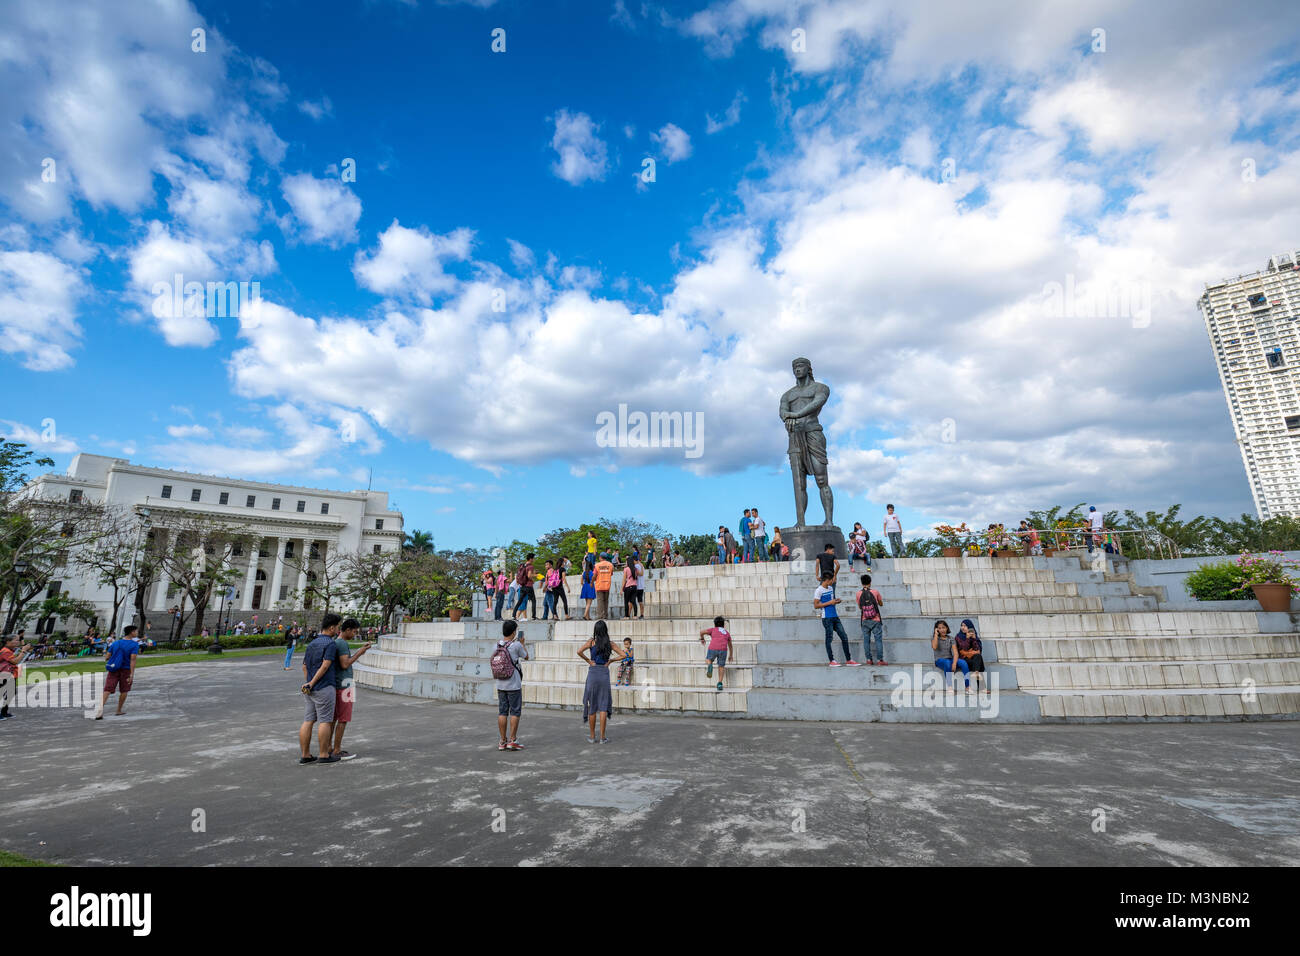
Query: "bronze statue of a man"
779 357 833 527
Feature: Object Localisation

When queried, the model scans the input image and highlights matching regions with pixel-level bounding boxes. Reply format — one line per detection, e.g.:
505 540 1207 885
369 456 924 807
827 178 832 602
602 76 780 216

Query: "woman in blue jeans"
931 620 969 689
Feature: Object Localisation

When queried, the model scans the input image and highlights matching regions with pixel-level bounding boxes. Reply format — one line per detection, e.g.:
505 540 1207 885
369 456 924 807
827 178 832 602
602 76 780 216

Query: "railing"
940 528 1182 561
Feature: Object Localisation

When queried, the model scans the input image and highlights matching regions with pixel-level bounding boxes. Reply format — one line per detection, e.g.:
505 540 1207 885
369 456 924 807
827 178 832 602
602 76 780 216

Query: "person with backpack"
513 553 537 621
856 573 886 666
491 620 529 751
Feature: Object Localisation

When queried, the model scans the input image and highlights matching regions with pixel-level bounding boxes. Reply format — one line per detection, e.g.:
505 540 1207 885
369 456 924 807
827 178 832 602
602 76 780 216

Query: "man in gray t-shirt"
494 621 529 751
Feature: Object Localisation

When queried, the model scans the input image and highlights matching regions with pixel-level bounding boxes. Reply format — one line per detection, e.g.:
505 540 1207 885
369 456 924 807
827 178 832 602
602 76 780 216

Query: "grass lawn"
18 644 363 685
0 849 57 867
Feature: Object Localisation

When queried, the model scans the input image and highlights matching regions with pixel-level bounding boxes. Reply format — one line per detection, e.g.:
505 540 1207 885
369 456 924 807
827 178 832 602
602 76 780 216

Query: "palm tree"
404 529 434 554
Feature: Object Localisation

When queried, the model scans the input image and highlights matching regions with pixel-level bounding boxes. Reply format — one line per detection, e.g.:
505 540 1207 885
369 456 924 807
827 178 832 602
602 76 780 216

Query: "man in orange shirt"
594 553 615 620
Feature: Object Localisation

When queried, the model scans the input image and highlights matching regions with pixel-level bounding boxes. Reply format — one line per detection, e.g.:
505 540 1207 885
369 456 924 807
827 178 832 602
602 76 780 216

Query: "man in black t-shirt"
816 543 839 583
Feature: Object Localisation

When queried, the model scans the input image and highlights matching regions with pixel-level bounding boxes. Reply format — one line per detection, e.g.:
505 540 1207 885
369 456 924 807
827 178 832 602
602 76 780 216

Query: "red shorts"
105 669 133 693
334 684 354 723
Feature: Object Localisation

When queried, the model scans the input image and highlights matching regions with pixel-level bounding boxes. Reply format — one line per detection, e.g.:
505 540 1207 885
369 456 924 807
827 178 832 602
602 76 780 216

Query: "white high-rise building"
1199 250 1300 519
17 454 405 626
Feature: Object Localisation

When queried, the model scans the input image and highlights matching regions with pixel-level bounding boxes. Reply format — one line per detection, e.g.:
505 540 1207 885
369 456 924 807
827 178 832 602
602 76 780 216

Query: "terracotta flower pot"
1250 583 1293 613
1041 548 1056 557
448 608 464 622
941 547 961 558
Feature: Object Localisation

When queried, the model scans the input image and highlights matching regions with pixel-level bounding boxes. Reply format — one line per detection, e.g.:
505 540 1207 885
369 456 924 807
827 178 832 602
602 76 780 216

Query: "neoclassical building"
20 454 404 623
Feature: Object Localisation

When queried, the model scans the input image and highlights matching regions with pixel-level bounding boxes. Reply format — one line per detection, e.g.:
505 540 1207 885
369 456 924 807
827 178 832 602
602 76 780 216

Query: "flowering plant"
1231 551 1300 596
934 523 970 548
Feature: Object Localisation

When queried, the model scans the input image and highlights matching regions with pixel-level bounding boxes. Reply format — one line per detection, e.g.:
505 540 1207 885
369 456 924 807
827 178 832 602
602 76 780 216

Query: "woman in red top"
0 633 33 720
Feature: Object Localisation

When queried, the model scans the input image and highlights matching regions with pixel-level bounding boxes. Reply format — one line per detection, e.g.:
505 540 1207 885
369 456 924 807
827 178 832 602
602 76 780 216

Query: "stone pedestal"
781 524 847 561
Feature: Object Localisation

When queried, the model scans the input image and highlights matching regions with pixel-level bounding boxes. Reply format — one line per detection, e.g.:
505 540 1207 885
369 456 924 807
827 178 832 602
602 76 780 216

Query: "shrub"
1184 561 1247 601
180 633 290 650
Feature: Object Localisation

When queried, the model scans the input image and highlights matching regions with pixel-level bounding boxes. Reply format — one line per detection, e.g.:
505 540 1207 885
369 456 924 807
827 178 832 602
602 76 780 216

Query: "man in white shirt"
749 508 767 563
883 505 904 557
1087 506 1104 554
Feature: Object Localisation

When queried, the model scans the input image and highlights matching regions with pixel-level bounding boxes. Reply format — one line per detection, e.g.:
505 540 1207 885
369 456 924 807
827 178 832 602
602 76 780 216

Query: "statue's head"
792 357 813 378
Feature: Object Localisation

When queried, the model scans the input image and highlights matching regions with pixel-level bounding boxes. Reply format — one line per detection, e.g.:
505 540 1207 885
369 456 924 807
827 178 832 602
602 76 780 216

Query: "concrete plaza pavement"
4 656 1299 866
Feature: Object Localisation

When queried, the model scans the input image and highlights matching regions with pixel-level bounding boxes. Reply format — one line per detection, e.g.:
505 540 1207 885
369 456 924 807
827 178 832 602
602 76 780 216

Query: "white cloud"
651 123 693 163
166 424 212 439
353 220 473 302
297 96 334 121
0 250 85 371
280 173 362 247
0 418 79 455
507 239 536 272
550 110 609 185
706 92 745 133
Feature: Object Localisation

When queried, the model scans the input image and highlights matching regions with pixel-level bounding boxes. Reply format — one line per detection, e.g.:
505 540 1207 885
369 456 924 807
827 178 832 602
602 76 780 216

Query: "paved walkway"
4 657 1299 866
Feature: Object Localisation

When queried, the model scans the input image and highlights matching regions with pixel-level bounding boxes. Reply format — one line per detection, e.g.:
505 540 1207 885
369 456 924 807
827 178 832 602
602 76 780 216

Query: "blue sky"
3 0 1300 549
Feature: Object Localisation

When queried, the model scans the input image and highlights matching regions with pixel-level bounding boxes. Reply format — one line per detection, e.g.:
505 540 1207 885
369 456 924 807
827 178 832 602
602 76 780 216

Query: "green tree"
404 529 435 554
1121 504 1213 556
0 438 55 497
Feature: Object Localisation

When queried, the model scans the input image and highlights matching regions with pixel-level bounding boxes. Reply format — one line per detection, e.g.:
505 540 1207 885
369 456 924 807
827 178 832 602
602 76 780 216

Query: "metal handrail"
940 527 1182 560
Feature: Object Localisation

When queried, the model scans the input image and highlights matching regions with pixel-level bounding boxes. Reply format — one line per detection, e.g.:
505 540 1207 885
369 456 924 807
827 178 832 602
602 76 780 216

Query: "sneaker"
319 754 341 764
299 755 317 764
498 741 508 751
506 741 524 751
600 737 611 744
334 751 357 761
877 660 888 667
716 681 723 692
846 660 862 666
828 660 842 667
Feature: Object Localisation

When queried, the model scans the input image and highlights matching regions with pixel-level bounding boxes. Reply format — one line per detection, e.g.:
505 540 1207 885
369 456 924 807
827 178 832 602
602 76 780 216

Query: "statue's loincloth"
787 424 827 476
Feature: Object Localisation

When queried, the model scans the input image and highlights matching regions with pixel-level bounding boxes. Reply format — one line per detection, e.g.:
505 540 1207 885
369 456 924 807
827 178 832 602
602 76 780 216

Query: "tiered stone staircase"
354 556 1300 722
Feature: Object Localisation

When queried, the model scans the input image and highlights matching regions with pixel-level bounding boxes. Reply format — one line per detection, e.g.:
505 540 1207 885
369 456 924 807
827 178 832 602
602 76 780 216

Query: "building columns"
242 543 261 610
295 539 309 606
268 536 286 610
151 532 172 611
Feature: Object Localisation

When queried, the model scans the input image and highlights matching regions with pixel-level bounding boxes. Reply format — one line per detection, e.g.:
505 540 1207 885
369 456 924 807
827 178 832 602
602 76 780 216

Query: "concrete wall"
1130 551 1300 601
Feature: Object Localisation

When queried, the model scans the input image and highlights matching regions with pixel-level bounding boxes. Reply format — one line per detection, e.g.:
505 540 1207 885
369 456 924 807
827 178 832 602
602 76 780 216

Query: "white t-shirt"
750 517 766 537
1089 512 1104 531
814 584 838 619
884 513 902 534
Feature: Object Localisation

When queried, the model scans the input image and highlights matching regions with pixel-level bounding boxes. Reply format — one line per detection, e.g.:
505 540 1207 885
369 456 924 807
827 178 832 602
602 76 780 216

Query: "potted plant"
1231 551 1299 612
934 524 969 558
445 594 471 622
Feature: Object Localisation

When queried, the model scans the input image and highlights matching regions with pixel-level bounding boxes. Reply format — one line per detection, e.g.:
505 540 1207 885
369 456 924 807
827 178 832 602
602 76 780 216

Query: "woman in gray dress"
579 620 625 744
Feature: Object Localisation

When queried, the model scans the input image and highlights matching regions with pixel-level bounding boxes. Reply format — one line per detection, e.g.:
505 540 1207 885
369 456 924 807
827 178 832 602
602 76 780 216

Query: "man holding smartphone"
330 618 372 761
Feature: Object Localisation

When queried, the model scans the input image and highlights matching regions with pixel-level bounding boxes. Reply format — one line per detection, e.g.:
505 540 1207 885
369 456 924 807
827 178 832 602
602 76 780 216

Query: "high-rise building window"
161 485 172 499
68 489 82 504
191 488 202 502
219 492 229 505
296 500 306 512
376 519 384 530
271 498 281 510
246 495 256 507
321 503 329 514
